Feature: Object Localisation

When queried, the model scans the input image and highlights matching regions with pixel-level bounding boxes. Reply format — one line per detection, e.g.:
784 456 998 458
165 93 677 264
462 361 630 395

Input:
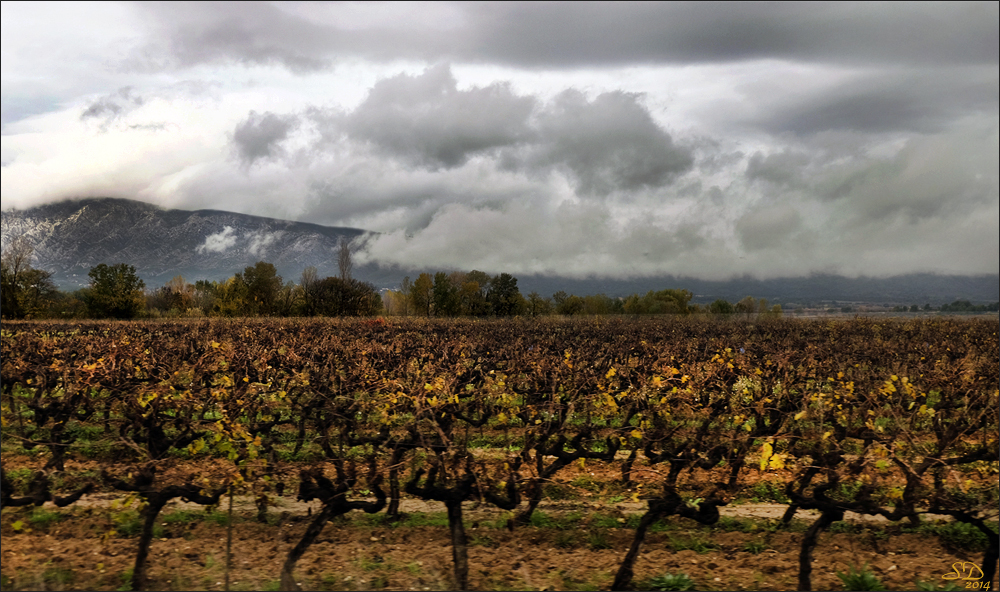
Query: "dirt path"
1 501 985 592
64 491 979 526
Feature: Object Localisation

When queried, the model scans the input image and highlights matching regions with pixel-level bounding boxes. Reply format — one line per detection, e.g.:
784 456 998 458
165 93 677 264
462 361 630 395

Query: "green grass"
113 510 164 538
203 509 232 527
570 474 604 493
835 564 885 591
746 479 790 503
925 521 997 553
554 530 577 548
715 516 757 533
831 479 865 503
28 507 64 529
117 568 134 592
161 510 204 525
469 533 498 548
829 521 864 534
741 539 767 554
648 518 675 533
587 530 612 550
528 510 583 529
667 534 718 554
398 512 449 528
590 512 626 529
2 468 32 494
41 566 75 587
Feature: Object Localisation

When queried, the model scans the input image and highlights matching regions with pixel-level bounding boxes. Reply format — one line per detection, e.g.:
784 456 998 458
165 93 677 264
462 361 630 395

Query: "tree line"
3 235 782 320
892 301 1000 313
1 236 383 320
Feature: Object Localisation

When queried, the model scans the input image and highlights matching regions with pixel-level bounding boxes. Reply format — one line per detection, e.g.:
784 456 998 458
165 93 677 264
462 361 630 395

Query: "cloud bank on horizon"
2 2 997 280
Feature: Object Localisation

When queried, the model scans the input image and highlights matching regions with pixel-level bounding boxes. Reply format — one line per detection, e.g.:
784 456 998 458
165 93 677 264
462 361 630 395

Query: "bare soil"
1 493 986 591
2 456 994 590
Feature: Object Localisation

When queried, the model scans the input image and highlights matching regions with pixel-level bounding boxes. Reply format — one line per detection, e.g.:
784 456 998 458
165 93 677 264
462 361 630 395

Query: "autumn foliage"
1 316 997 590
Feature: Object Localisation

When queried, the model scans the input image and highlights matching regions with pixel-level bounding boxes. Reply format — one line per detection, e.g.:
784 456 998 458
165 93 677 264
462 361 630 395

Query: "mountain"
0 197 392 288
2 197 997 306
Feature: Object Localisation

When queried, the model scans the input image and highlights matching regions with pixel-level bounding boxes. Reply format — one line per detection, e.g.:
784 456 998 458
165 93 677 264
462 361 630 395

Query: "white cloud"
246 230 283 256
196 226 237 253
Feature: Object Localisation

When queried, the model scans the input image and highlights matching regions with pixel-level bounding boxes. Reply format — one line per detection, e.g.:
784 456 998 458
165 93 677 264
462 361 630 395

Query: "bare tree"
2 235 33 278
338 236 353 282
1 235 35 318
300 266 318 291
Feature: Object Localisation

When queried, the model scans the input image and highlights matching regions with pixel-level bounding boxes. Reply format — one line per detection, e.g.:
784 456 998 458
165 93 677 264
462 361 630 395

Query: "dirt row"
1 504 978 592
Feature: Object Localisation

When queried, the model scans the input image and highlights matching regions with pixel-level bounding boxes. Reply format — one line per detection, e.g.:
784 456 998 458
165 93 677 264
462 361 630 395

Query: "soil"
1 492 988 592
2 457 995 591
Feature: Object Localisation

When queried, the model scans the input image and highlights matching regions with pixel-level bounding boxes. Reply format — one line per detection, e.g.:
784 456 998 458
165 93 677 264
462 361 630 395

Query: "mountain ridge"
1 197 377 287
2 197 997 306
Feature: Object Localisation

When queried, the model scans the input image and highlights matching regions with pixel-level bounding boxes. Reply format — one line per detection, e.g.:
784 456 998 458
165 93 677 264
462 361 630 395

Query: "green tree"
383 276 411 316
409 273 434 316
210 276 246 317
238 261 283 316
734 296 758 318
458 271 491 316
582 293 619 315
433 272 460 316
708 299 734 315
22 268 58 315
84 263 146 318
623 289 692 315
526 291 552 317
488 272 522 316
554 292 585 316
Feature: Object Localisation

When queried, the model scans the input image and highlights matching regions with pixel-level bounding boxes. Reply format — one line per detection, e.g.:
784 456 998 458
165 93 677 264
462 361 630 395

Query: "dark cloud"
134 2 998 72
464 3 998 67
310 67 691 195
137 2 333 72
232 110 299 166
519 90 693 196
80 87 144 123
4 3 995 281
340 64 536 168
753 68 998 136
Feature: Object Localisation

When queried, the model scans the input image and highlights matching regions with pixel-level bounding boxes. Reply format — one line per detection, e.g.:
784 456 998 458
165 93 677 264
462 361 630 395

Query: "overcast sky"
2 2 997 280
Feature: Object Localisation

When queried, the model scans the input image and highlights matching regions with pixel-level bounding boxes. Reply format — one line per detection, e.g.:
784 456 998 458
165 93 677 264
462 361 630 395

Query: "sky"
2 2 997 281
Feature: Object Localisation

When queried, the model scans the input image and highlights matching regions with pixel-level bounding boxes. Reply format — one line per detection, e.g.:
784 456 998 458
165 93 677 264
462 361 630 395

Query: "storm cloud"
130 3 998 70
232 111 299 166
2 2 997 281
339 64 535 168
521 90 693 196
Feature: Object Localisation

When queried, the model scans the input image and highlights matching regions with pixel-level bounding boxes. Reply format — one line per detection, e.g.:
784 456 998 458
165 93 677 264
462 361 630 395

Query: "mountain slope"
1 198 376 287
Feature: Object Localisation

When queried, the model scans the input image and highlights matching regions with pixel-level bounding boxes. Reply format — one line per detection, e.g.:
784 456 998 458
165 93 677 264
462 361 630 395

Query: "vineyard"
1 317 997 591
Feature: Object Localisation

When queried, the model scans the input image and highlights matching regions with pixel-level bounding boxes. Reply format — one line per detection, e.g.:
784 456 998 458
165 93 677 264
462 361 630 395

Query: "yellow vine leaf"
759 442 773 472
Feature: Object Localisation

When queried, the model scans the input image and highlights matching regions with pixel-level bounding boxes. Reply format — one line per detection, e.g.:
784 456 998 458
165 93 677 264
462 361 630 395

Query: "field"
2 317 998 591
